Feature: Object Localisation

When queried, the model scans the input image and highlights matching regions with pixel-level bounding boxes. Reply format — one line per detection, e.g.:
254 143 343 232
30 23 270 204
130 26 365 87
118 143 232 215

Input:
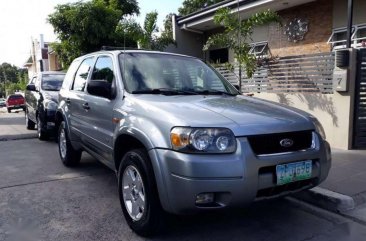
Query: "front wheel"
37 115 48 140
25 110 35 130
118 149 164 236
58 121 81 167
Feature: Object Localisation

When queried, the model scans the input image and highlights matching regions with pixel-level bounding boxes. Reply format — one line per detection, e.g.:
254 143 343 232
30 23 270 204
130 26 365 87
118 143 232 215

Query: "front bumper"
40 109 57 133
148 133 331 214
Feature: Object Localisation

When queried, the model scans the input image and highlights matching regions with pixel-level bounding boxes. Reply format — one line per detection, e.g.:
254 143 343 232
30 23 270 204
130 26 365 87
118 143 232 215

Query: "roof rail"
100 46 145 51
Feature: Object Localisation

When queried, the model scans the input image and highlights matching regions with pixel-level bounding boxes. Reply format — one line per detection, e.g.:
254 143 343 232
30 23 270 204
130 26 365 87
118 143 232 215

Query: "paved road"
1 114 366 241
0 109 37 140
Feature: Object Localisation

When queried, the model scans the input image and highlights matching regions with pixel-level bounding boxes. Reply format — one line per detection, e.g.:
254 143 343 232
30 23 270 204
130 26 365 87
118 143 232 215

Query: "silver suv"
56 50 331 236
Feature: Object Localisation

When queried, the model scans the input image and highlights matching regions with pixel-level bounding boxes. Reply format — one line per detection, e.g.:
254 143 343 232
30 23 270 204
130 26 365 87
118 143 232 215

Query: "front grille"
247 130 313 155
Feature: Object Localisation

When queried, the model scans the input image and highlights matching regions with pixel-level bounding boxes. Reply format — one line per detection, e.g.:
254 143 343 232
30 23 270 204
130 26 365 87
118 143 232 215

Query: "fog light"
195 193 214 204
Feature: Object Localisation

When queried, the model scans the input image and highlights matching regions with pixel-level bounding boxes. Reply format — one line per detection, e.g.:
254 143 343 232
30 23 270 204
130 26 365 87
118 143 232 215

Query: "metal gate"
353 48 366 149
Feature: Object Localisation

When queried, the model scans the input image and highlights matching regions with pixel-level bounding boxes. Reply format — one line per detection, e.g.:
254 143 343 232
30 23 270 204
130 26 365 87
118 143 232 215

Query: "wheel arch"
113 134 147 172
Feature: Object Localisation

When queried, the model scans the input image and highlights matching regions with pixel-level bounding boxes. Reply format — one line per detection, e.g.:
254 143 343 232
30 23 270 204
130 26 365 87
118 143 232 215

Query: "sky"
0 0 183 67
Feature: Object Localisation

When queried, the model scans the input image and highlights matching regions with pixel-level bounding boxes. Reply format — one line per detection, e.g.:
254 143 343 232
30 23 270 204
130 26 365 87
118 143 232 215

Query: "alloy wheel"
59 128 67 159
122 165 146 221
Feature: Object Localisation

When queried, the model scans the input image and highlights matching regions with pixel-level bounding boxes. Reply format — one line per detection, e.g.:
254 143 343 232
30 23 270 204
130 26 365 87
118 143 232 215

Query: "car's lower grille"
247 130 313 155
256 178 316 198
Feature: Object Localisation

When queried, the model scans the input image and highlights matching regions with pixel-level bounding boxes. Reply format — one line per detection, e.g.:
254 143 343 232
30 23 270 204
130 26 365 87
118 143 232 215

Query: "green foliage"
178 0 223 16
93 0 139 15
48 0 139 68
203 8 280 78
0 63 28 97
133 11 175 51
161 13 174 40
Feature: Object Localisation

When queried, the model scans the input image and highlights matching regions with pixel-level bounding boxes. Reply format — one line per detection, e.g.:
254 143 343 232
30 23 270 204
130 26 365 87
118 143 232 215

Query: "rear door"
67 57 95 139
82 55 117 164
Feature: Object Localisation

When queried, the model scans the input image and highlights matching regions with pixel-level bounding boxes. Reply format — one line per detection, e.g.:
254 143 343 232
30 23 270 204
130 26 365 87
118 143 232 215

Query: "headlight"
170 127 236 153
310 116 326 140
44 100 58 110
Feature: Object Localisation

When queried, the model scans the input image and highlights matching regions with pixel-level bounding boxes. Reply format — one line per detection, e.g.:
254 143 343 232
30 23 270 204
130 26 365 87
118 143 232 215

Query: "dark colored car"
25 71 65 140
6 94 25 113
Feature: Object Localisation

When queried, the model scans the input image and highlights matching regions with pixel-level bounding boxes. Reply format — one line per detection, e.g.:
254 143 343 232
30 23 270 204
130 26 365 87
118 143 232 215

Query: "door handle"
65 98 71 104
82 103 90 110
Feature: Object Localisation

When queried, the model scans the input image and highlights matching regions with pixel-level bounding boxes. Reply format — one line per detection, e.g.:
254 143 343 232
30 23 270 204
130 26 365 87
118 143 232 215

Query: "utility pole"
2 68 7 97
346 0 354 48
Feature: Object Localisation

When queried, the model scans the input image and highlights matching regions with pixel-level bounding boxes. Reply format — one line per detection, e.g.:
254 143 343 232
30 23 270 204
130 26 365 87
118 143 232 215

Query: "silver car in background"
56 50 331 236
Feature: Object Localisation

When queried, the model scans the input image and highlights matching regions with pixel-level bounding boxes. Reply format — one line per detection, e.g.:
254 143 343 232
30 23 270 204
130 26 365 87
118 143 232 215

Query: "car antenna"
122 17 127 100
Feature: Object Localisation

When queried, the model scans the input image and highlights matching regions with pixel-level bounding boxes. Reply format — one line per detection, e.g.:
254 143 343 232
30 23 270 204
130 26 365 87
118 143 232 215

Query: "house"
23 34 62 78
167 0 366 150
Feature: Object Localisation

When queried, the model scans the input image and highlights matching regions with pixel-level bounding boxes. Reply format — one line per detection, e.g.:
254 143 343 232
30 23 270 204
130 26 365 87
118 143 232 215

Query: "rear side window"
72 57 94 92
62 60 81 90
91 56 114 84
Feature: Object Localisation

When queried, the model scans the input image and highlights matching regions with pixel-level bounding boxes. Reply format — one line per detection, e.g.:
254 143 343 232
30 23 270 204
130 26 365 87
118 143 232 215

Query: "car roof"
33 71 65 78
74 50 198 61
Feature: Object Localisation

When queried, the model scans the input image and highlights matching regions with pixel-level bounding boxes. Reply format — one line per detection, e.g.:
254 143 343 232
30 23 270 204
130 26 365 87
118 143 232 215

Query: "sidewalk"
295 148 366 223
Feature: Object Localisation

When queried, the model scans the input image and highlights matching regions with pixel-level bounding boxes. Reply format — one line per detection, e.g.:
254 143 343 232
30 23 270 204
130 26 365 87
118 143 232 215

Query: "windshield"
41 74 65 91
119 53 238 95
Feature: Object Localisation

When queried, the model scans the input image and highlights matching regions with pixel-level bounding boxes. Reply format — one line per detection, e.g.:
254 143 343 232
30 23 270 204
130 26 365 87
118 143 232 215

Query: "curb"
0 134 37 141
293 187 355 213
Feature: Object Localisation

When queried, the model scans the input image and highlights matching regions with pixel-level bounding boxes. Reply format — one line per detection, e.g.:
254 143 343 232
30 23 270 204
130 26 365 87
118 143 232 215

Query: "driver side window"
90 56 114 84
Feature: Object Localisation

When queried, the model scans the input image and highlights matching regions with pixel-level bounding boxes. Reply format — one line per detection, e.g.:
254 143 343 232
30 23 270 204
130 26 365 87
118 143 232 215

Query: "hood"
128 94 314 136
194 95 314 135
42 90 59 103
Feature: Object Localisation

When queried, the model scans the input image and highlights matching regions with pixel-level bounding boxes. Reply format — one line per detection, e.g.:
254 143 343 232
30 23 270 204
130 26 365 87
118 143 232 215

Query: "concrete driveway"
1 113 366 241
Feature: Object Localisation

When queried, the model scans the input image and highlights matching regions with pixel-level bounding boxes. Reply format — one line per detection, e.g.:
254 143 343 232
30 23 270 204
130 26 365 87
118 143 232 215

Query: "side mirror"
87 80 114 99
26 84 36 91
233 84 240 91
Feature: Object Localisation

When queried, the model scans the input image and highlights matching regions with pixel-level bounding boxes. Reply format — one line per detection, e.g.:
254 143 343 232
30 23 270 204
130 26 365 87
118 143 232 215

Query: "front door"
82 55 116 166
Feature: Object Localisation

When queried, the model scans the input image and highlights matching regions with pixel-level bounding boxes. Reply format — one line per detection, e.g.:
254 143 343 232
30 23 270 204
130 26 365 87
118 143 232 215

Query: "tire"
7 108 11 113
37 115 48 140
25 110 35 130
118 149 164 236
58 121 81 166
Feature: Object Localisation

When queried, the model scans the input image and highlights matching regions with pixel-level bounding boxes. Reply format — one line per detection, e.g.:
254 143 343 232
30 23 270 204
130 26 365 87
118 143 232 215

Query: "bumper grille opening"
247 130 313 155
256 178 316 198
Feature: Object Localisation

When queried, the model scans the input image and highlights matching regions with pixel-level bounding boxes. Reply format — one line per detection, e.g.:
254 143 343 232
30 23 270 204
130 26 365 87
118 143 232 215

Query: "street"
1 112 366 241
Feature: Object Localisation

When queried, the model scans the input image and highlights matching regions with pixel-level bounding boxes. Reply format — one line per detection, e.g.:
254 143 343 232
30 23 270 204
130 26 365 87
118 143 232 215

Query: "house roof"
177 0 316 32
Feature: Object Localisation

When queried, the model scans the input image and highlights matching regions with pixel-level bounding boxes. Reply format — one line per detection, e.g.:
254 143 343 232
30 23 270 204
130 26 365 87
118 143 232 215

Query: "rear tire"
118 149 165 236
25 110 35 130
58 121 81 167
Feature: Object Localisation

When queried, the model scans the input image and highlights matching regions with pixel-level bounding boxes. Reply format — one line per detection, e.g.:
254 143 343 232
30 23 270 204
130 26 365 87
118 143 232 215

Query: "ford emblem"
280 138 294 147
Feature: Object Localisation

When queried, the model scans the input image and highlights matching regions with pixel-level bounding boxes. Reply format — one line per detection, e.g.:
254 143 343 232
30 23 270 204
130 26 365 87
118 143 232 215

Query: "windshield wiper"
195 89 237 96
131 88 198 95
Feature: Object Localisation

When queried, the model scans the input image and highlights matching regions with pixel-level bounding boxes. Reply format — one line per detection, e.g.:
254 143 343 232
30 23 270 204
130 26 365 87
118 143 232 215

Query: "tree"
203 8 280 89
178 0 223 16
48 0 139 68
132 11 175 51
0 63 28 97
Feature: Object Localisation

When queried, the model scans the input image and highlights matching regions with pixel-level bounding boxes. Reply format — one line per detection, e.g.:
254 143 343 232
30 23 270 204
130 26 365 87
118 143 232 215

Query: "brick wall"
269 0 333 57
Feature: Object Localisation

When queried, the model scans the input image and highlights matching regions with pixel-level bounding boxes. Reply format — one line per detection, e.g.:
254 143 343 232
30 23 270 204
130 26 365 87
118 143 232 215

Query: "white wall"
166 15 205 59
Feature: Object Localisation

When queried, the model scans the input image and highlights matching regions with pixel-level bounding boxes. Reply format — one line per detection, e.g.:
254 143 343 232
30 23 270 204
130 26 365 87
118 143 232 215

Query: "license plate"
276 160 312 186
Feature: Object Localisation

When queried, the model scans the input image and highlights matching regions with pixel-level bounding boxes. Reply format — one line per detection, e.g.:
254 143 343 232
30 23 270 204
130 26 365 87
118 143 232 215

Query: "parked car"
6 94 25 113
25 71 65 140
0 98 5 107
55 50 331 236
